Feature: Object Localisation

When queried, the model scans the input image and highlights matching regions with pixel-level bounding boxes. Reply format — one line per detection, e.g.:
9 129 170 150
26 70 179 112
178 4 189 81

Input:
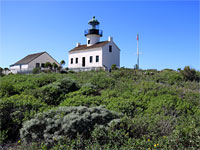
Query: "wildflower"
18 140 21 144
148 138 150 142
154 144 157 147
157 144 159 146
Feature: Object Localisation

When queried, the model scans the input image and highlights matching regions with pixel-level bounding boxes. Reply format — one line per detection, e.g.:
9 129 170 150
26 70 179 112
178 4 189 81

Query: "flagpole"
137 34 139 69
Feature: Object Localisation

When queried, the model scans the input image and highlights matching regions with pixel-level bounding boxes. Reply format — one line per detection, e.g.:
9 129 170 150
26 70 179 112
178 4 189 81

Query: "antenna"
136 33 139 69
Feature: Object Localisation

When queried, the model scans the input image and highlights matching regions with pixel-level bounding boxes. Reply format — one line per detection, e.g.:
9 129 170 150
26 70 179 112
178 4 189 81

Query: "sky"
0 0 199 70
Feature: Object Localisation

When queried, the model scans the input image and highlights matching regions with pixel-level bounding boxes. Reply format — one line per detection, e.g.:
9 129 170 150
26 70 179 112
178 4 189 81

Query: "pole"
137 34 139 69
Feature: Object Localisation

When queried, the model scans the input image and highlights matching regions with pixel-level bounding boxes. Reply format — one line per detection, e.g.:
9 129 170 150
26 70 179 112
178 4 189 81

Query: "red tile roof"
69 41 109 53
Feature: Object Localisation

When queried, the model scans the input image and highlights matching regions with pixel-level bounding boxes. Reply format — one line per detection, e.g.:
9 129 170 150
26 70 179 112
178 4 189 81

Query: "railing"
69 66 106 72
16 70 33 74
84 29 103 37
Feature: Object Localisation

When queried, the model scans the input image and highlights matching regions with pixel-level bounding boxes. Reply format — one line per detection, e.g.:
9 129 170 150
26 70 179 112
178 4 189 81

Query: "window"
71 58 73 64
109 45 112 52
96 55 99 62
76 58 78 64
36 63 40 68
41 63 45 68
90 56 93 63
88 40 90 44
82 57 85 67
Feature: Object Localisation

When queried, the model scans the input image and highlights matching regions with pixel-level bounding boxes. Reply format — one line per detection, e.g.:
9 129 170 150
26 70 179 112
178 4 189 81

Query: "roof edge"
11 51 46 66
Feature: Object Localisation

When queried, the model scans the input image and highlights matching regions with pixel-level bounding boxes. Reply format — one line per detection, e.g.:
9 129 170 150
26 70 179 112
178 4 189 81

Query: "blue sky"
0 0 199 70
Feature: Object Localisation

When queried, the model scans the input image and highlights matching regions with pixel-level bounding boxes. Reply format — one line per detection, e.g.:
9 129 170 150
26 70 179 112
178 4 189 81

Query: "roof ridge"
11 51 47 66
69 41 109 53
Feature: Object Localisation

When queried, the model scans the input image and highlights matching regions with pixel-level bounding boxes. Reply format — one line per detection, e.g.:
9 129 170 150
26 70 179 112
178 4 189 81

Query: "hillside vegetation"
0 67 200 149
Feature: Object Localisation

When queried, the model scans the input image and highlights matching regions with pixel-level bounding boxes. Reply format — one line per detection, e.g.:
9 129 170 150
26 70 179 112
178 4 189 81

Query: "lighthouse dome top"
88 16 99 25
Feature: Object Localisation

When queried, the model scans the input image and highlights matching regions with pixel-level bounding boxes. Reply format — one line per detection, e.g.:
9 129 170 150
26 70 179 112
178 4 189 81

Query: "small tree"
60 60 65 67
4 68 9 71
0 67 3 76
111 64 117 70
52 62 58 72
177 68 181 72
45 62 52 71
181 66 197 81
32 67 41 74
57 66 62 72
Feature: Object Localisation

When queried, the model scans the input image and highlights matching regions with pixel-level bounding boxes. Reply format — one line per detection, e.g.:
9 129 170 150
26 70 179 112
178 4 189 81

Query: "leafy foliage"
0 94 47 141
0 80 18 98
34 77 80 105
32 67 41 74
0 67 199 149
181 66 199 81
20 106 120 145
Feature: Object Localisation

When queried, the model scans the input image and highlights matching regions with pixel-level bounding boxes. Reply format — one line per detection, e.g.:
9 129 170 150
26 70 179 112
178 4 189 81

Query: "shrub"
0 130 8 144
0 81 18 98
35 77 80 105
111 64 117 70
60 95 102 107
20 106 120 145
90 72 115 89
105 97 137 117
33 74 57 87
32 67 41 74
0 67 3 76
0 94 47 141
181 66 198 81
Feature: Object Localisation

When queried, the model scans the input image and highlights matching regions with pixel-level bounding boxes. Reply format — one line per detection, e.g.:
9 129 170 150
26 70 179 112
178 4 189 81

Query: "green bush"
89 72 115 89
0 130 8 144
32 67 41 74
0 94 47 141
181 66 199 82
111 64 118 70
0 80 18 98
33 74 57 87
35 77 80 105
0 68 199 149
60 95 102 107
105 97 137 117
20 106 120 145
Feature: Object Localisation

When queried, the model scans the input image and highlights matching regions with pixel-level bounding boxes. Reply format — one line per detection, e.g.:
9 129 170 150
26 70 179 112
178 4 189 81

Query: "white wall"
21 64 29 70
28 53 60 69
86 34 100 46
102 41 120 70
68 48 102 68
10 65 20 74
10 64 29 74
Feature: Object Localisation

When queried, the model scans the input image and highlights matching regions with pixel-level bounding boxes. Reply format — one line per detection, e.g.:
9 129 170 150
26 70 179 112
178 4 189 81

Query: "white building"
10 51 60 74
68 16 120 71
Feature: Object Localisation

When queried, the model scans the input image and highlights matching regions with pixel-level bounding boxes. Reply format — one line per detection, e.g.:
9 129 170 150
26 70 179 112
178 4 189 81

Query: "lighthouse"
68 16 120 71
84 16 103 46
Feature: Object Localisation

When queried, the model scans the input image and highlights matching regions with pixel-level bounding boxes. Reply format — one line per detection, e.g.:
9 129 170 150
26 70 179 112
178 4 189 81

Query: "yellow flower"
157 143 159 146
148 139 150 142
154 144 157 147
18 140 21 144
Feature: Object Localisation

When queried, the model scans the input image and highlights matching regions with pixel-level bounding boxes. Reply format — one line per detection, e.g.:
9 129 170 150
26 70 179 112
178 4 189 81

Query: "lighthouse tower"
84 16 103 46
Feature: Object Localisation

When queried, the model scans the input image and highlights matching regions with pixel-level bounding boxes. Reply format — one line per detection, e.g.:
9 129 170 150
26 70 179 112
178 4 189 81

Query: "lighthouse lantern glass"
89 24 99 29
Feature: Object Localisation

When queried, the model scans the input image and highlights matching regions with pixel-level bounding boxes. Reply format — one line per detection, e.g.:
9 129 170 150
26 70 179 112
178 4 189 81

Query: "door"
82 57 85 67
